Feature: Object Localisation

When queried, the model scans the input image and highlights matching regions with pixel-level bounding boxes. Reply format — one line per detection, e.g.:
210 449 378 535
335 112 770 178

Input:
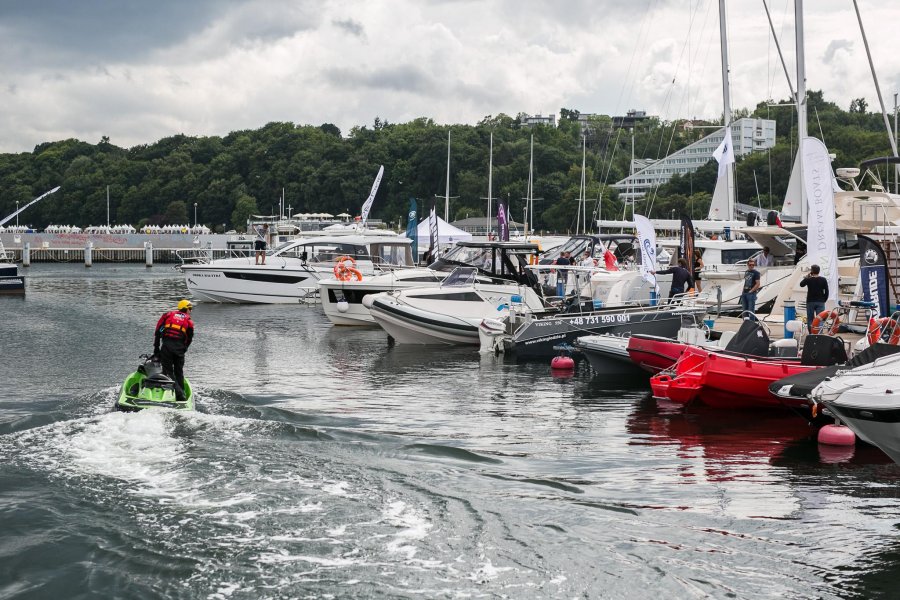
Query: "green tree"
231 194 258 231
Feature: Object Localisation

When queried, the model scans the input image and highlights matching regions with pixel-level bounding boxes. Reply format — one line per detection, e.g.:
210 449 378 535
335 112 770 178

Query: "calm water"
1 264 899 599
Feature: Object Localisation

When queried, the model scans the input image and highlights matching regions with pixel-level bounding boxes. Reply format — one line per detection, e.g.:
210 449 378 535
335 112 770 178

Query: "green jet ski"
115 354 194 412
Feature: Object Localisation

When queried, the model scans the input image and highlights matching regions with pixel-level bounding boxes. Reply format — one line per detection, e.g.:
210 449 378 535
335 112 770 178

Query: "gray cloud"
333 18 364 38
325 65 437 94
823 39 853 64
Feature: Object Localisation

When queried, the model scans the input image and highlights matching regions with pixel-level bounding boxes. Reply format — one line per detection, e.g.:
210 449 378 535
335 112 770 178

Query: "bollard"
783 300 796 339
22 242 30 267
84 242 92 267
145 242 153 267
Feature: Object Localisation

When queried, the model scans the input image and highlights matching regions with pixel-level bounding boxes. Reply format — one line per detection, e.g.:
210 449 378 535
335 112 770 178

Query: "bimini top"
454 240 541 252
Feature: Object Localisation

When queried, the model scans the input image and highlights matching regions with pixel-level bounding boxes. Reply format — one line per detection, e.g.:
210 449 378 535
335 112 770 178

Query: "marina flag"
360 165 384 227
429 204 438 253
712 129 735 179
497 199 509 241
633 214 659 293
858 234 889 318
802 137 839 304
405 197 418 259
679 215 696 277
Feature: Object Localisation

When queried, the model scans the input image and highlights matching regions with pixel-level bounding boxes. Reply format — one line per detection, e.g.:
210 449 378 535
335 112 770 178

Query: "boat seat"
800 334 848 366
715 331 736 348
143 374 176 390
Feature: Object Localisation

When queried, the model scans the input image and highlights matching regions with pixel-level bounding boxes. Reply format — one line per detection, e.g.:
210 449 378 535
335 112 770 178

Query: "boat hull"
510 306 705 359
626 335 690 374
651 346 818 409
0 265 24 294
180 263 320 304
574 335 645 376
369 296 481 345
823 400 900 464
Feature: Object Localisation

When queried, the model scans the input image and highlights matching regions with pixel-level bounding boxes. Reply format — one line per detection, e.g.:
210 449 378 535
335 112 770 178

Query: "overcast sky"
2 0 899 154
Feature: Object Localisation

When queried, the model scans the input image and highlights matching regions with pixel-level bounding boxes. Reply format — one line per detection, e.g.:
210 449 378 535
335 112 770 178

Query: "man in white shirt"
756 246 772 267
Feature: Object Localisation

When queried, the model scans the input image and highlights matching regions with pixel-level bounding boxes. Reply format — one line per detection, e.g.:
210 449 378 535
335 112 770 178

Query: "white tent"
416 215 472 247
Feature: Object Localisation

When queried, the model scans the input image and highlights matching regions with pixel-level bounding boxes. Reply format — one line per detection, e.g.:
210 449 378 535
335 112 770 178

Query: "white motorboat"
366 267 546 345
320 240 541 325
813 353 900 462
177 232 413 304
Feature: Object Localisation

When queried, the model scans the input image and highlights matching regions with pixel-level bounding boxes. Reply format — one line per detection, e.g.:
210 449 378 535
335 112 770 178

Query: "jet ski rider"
153 299 195 401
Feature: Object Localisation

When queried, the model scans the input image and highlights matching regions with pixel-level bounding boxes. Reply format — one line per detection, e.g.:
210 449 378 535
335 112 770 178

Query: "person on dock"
254 223 269 265
153 299 194 402
652 258 694 303
692 249 704 293
554 251 571 298
740 259 761 319
800 264 828 332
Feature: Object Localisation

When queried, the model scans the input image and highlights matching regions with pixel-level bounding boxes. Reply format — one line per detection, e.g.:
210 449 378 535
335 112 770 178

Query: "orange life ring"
869 316 900 345
333 256 362 281
810 309 840 335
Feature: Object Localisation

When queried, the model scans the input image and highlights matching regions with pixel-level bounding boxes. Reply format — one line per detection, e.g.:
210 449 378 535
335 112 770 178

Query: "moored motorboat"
650 321 848 409
320 241 541 325
573 334 645 376
813 353 900 464
0 263 25 294
177 232 412 304
367 267 545 345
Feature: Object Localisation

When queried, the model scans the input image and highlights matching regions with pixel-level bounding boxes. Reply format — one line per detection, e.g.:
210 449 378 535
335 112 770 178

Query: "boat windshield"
441 267 478 287
441 245 492 267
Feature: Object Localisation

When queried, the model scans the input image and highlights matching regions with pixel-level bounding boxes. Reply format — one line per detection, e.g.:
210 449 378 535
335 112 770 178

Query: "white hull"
367 277 543 346
319 269 446 326
814 354 900 460
369 295 482 344
180 261 321 304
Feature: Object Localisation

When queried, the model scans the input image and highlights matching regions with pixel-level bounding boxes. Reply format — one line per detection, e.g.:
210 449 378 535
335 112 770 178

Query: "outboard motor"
746 211 758 227
766 210 779 226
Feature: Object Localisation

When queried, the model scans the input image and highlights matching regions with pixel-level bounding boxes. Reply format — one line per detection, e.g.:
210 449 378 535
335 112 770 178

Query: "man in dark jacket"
154 299 195 401
799 264 829 332
653 258 694 303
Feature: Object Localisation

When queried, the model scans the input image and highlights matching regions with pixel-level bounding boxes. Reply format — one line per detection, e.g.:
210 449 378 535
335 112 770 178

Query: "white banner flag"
633 214 659 293
712 129 735 179
802 137 838 304
360 165 384 227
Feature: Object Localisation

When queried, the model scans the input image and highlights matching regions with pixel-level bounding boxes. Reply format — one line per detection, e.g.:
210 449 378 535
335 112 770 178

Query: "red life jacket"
158 310 194 343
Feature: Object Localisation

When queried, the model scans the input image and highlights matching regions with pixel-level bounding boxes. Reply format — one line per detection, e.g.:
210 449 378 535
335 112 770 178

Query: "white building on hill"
612 117 776 202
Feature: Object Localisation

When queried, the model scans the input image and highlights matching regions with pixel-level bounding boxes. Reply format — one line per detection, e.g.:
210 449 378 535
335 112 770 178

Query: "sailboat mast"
445 130 451 222
718 0 735 221
579 136 587 235
528 134 534 237
487 132 493 236
796 0 808 225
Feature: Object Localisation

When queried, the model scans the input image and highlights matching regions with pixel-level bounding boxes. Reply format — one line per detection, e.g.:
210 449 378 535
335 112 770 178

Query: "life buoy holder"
810 309 840 335
868 316 900 345
333 256 363 282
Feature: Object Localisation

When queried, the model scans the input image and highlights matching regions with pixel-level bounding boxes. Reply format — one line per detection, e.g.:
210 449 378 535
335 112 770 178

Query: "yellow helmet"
177 299 193 311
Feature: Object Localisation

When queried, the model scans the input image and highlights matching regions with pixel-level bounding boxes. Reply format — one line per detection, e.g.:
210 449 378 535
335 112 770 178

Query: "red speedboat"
650 327 848 410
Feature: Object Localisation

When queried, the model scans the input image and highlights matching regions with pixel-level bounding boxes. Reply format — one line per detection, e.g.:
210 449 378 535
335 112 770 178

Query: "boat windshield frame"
440 267 478 288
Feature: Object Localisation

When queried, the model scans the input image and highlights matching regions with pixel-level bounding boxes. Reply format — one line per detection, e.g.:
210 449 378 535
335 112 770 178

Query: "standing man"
653 258 694 303
154 299 195 402
740 259 762 318
799 264 829 332
554 251 571 298
254 223 269 265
